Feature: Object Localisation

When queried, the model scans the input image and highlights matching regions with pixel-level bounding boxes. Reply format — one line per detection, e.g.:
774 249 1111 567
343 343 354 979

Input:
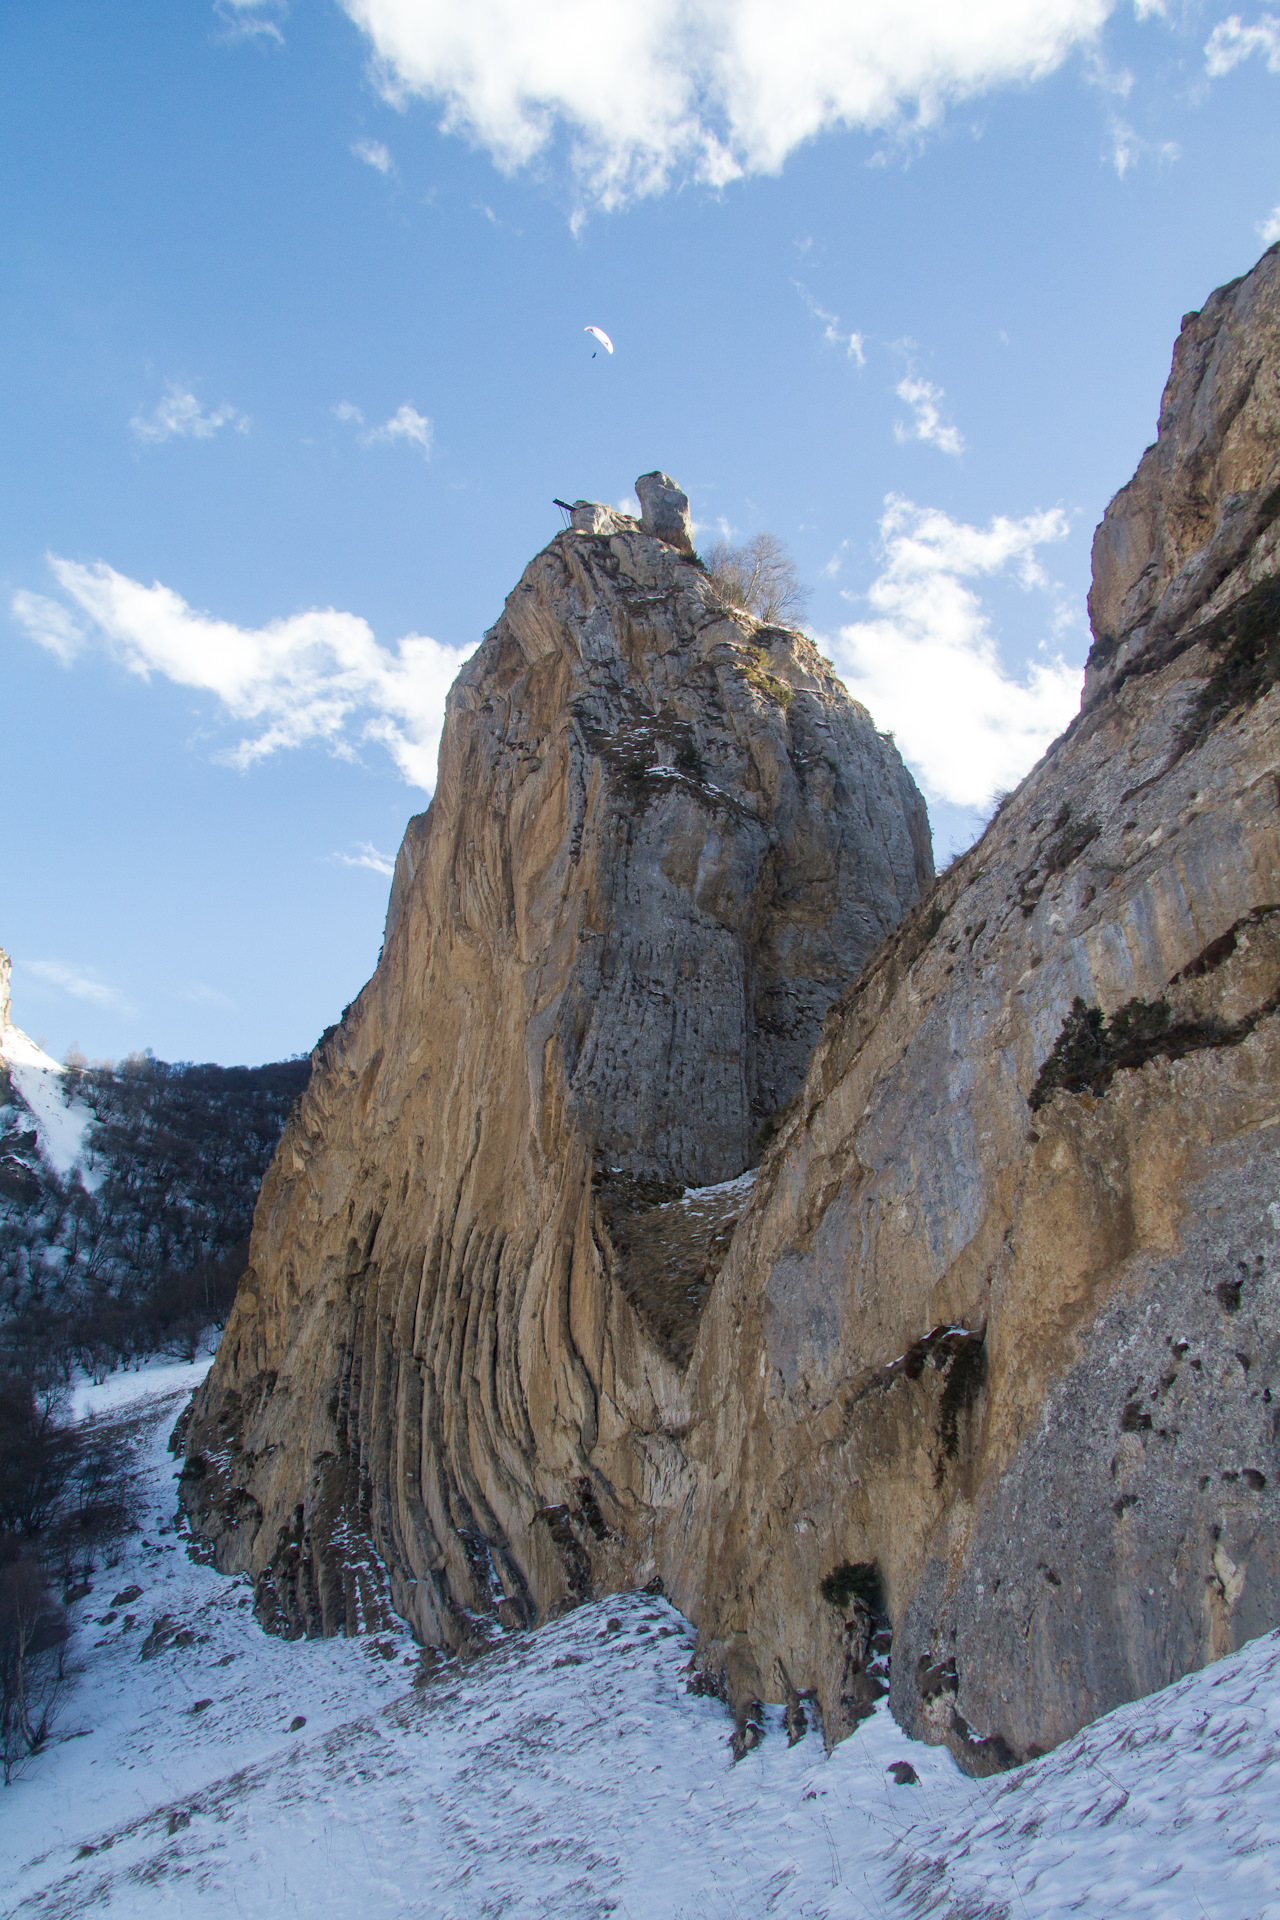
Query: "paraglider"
585 325 613 358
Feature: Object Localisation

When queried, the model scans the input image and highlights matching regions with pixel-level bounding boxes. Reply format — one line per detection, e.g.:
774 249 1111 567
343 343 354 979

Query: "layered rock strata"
188 245 1280 1771
183 478 930 1646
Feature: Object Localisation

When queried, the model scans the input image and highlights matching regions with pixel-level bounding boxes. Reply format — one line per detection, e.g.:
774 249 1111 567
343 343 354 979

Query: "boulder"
635 471 694 553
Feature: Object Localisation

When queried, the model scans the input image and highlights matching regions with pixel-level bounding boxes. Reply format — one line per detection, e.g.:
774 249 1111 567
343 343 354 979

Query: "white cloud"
130 384 250 444
10 590 85 664
829 495 1083 810
27 959 131 1012
1110 119 1139 175
1083 46 1133 95
894 376 964 456
339 0 1114 210
1260 204 1280 242
1105 113 1179 176
367 403 433 455
335 400 434 456
1205 13 1280 75
214 0 287 42
353 137 394 172
11 560 475 791
795 283 866 364
334 842 397 876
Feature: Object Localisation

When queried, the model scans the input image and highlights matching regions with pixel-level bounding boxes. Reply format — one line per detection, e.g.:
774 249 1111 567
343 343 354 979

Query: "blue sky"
5 0 1280 1065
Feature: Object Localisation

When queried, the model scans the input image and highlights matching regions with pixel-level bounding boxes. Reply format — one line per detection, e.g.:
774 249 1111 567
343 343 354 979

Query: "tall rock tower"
183 477 931 1646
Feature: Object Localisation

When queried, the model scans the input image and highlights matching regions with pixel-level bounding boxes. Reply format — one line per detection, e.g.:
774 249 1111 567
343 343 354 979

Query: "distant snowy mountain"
0 946 309 1376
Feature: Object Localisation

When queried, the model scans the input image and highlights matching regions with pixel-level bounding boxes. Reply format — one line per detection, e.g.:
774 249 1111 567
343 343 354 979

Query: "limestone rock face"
182 501 930 1648
187 245 1280 1773
662 244 1280 1769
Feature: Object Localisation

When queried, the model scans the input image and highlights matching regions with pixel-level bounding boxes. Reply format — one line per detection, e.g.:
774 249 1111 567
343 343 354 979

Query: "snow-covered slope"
0 1021 92 1179
1 1367 1277 1918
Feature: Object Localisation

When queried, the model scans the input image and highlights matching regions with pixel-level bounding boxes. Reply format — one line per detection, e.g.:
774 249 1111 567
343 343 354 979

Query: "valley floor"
1 1365 1277 1918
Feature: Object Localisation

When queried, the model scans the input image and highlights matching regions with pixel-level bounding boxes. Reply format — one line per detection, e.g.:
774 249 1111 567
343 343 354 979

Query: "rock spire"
183 479 930 1649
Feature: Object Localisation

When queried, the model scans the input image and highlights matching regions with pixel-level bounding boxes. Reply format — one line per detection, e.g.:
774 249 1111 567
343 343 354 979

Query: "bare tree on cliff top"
705 532 810 626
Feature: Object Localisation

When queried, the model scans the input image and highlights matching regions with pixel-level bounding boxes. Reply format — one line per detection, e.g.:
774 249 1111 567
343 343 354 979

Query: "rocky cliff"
182 474 930 1649
659 244 1280 1768
187 245 1280 1773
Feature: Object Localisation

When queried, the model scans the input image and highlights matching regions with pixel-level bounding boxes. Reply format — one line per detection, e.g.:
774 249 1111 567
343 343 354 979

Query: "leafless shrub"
704 533 810 627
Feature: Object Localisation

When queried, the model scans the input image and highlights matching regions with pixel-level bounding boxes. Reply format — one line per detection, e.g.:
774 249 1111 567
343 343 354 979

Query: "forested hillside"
0 1052 309 1383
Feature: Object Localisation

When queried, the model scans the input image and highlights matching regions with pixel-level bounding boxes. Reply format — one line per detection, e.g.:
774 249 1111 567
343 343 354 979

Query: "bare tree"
0 1547 68 1783
704 532 810 626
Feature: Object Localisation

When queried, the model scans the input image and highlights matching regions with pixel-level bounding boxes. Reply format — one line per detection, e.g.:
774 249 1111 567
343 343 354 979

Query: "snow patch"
70 1352 216 1424
677 1168 757 1208
1 1021 94 1179
2 1379 1277 1917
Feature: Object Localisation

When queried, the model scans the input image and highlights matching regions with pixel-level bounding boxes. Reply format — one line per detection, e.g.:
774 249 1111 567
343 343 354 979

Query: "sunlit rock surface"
183 487 929 1652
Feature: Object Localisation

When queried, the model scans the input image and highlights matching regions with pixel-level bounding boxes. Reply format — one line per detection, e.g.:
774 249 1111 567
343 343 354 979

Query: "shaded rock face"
663 243 1280 1770
183 502 930 1650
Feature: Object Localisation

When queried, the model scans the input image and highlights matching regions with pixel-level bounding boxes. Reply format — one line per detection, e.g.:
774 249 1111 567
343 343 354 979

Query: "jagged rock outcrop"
188 244 1280 1772
183 480 930 1647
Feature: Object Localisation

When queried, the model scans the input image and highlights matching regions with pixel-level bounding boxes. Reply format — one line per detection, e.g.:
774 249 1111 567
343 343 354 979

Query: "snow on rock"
1 1019 93 1180
677 1168 757 1208
1 1370 1277 1916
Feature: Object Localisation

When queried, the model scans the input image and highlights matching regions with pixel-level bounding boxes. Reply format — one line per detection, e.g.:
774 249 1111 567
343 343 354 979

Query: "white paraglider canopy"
584 326 614 354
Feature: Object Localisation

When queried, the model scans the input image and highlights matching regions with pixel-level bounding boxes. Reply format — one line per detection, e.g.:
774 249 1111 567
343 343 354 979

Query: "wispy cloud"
334 400 433 458
894 376 964 456
820 540 850 580
333 842 396 876
1259 204 1280 243
130 384 250 445
181 983 236 1010
1104 116 1180 176
338 0 1113 213
828 495 1081 810
1109 119 1140 175
27 959 132 1013
12 560 475 791
352 137 393 174
10 590 85 664
794 283 866 364
1205 12 1280 75
366 403 433 455
214 0 287 44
